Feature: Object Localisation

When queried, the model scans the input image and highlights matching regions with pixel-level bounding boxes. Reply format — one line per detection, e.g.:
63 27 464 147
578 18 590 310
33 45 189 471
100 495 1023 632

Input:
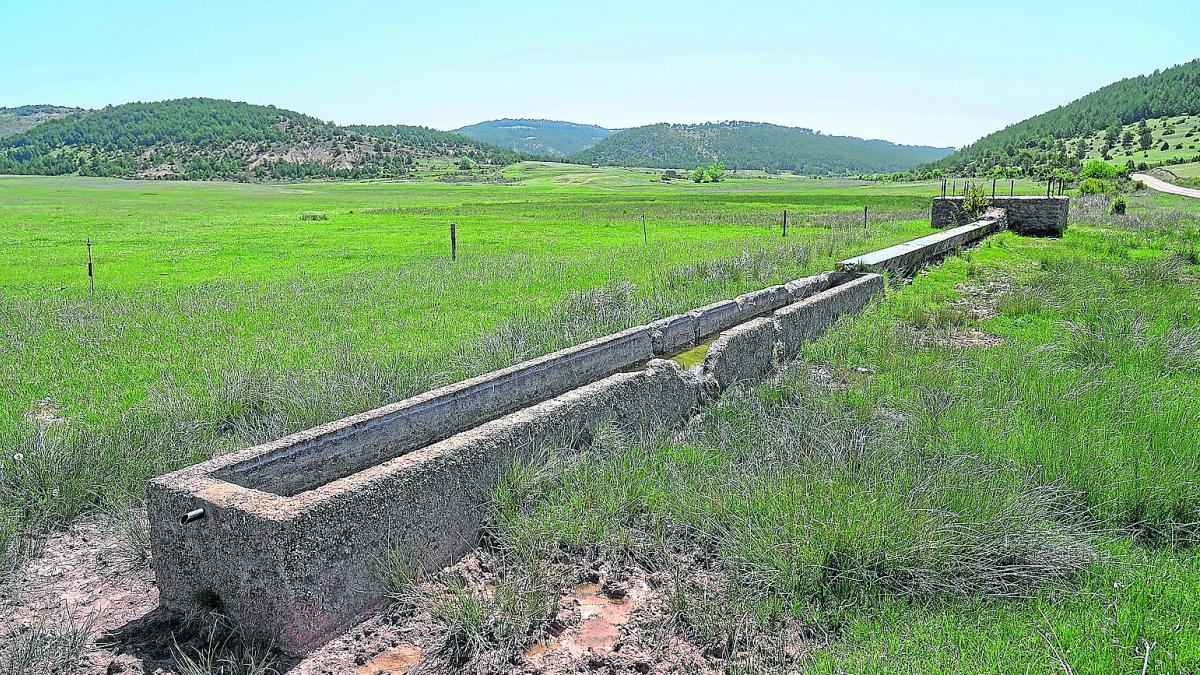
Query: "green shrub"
1111 196 1127 215
961 183 990 221
1078 178 1112 194
1080 159 1117 180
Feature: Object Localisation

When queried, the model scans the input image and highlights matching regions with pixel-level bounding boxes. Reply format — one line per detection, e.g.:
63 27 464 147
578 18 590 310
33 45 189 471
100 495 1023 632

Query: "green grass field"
1167 161 1200 178
474 189 1200 672
3 164 1197 672
3 164 1051 572
1156 161 1200 189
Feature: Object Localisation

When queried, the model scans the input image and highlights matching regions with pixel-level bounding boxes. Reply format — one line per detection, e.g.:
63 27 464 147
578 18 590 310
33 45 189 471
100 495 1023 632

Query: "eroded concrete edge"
703 273 886 389
837 208 1005 278
150 360 705 652
147 209 1009 654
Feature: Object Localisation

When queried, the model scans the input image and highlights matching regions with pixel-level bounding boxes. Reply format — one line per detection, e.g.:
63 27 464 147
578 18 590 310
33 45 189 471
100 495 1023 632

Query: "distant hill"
0 105 84 138
344 123 518 161
572 121 952 174
935 59 1200 175
0 98 520 180
454 119 613 156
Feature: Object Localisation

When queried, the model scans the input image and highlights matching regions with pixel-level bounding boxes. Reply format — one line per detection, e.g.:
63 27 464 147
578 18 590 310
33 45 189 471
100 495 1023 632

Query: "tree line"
571 121 952 175
0 98 523 180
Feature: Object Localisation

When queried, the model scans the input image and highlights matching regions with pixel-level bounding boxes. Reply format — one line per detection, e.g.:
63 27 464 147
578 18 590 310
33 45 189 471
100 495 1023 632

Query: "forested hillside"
0 105 84 138
0 98 519 180
454 119 613 156
572 121 952 174
935 58 1200 176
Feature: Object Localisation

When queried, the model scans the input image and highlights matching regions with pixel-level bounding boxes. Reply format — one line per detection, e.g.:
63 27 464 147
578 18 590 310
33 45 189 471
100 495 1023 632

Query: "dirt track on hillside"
1130 172 1200 199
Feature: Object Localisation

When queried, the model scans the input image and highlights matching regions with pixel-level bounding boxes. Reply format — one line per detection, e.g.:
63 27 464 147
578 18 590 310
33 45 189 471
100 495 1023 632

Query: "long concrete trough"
148 199 1057 653
147 270 857 652
837 207 1006 277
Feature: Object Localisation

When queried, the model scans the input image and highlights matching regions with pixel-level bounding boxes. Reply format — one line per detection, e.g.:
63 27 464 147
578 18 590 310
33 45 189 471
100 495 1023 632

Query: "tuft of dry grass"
0 607 97 675
425 561 560 670
169 612 279 675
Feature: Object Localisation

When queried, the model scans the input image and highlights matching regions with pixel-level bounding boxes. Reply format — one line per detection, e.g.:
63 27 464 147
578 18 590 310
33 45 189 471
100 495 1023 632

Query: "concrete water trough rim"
158 196 1064 513
837 218 999 270
213 322 655 496
160 272 845 509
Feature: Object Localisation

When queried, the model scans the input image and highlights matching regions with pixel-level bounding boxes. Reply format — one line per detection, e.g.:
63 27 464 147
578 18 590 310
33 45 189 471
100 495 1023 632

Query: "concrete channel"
147 197 1068 653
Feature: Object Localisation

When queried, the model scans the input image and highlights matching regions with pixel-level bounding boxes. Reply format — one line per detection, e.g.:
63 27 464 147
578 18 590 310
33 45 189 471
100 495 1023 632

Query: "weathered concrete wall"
703 317 778 389
774 273 886 360
216 325 655 496
146 204 1013 655
838 208 1005 278
702 273 885 389
149 359 705 653
649 271 846 356
785 271 850 303
932 196 1067 236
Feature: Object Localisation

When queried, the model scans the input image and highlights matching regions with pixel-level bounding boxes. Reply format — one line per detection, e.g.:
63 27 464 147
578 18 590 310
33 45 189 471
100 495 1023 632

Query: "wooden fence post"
86 238 94 294
450 223 457 261
782 209 788 237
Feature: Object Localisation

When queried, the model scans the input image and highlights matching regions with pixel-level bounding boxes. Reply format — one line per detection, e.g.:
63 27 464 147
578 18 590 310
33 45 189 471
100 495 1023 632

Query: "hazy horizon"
4 0 1198 148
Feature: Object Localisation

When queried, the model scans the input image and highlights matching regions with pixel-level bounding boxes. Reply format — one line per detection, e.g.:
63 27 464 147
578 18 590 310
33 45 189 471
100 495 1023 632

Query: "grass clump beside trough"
482 190 1200 671
429 563 560 667
167 614 279 675
0 607 97 675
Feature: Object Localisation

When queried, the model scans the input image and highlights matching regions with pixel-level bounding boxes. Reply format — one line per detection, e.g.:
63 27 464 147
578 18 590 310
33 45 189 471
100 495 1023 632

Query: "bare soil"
2 520 815 673
912 275 1013 350
950 276 1014 322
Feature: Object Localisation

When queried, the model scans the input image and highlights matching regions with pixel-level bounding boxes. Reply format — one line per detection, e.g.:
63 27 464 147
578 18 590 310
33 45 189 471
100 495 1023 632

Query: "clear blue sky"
4 0 1197 148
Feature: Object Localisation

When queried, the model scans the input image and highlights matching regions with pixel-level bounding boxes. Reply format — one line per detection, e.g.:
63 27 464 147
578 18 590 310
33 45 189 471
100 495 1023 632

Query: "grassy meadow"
1157 161 1200 189
4 163 1197 672
0 164 1054 572
464 190 1200 672
1082 113 1200 166
1168 161 1200 178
